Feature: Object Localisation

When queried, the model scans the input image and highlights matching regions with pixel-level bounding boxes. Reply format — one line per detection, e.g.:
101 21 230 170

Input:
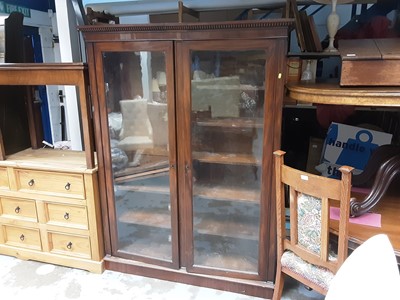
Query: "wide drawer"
2 225 42 250
15 169 85 199
45 203 88 229
0 198 37 221
48 231 91 258
0 167 9 190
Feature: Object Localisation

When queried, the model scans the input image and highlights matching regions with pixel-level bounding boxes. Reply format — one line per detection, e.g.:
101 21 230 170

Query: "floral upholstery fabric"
297 193 322 255
282 193 338 291
281 250 334 291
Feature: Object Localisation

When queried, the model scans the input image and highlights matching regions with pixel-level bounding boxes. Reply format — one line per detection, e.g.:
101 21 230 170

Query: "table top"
286 82 400 107
330 183 400 260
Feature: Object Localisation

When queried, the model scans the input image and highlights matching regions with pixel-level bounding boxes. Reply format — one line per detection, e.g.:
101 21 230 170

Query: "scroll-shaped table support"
350 153 400 217
352 145 400 187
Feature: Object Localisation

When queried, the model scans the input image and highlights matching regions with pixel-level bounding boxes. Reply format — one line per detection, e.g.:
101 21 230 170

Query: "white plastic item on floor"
325 234 400 300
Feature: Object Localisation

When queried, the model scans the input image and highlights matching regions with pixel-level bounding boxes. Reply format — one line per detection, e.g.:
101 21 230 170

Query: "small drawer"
0 198 37 221
48 232 91 258
15 169 85 199
3 225 42 250
0 167 9 190
46 203 88 229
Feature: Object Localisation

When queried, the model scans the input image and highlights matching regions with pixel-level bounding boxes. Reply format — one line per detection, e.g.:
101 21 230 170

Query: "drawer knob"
66 242 73 249
28 179 35 186
65 182 71 190
15 206 21 214
64 212 70 220
20 234 25 241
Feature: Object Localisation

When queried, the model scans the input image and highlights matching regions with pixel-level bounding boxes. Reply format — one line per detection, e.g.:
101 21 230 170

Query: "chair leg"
272 265 285 300
128 149 144 167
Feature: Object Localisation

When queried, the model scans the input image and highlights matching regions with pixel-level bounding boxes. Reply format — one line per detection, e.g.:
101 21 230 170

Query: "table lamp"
314 0 353 52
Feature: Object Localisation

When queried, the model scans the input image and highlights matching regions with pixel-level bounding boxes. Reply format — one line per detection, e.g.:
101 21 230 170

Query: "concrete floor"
0 254 324 300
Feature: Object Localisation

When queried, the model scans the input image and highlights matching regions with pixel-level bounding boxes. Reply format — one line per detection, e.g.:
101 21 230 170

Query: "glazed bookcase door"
178 39 279 279
92 41 179 268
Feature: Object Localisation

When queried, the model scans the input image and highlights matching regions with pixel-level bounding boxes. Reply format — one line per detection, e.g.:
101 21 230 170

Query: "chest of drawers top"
0 148 97 174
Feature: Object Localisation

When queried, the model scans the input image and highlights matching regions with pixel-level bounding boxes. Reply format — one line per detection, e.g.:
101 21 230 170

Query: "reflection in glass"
191 50 266 273
102 51 172 261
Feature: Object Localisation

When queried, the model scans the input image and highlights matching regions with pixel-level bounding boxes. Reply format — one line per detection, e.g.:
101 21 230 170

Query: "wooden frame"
80 20 293 298
308 14 322 52
0 63 95 169
178 1 199 23
272 150 353 299
287 0 307 52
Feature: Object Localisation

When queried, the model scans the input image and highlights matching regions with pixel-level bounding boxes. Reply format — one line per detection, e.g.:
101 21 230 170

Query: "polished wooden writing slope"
339 38 400 87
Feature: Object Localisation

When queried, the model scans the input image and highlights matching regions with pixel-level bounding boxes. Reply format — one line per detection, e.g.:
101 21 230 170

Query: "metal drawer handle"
28 179 35 186
20 234 25 241
64 212 70 220
66 242 72 249
65 183 71 190
15 206 20 214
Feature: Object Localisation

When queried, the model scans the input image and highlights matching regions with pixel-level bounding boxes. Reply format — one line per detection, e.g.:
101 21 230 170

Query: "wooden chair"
272 150 353 299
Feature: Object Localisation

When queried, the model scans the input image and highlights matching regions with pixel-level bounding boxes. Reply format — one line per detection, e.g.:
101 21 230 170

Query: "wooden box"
339 38 400 86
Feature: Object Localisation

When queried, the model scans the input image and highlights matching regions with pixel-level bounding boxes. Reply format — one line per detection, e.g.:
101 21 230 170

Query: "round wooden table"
286 82 400 107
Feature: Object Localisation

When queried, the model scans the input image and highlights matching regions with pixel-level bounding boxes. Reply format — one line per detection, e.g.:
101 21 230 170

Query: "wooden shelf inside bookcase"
194 182 259 202
195 212 259 240
118 203 258 240
114 164 169 183
116 183 170 194
114 151 260 183
194 117 264 128
116 180 259 203
119 209 171 228
193 152 261 165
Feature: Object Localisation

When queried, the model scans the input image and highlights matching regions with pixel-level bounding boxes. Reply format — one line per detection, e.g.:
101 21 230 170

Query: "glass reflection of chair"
272 150 353 300
117 99 153 166
147 101 168 148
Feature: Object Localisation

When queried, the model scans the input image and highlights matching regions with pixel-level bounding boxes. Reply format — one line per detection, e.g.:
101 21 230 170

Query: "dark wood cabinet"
80 20 292 298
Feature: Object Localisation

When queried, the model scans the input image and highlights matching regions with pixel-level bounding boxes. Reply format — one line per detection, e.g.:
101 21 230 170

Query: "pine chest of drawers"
0 149 104 273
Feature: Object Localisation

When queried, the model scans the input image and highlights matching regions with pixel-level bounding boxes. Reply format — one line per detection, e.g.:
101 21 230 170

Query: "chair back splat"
272 150 353 299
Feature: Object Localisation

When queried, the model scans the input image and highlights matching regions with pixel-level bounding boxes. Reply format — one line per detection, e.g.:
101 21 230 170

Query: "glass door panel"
102 50 173 263
191 49 266 273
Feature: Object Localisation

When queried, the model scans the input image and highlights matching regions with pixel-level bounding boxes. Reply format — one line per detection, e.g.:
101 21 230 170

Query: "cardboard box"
316 122 393 179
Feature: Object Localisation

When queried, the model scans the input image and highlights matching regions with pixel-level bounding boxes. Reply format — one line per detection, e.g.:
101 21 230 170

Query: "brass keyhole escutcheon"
66 242 72 249
20 234 25 241
65 183 71 190
28 179 35 186
15 206 20 214
64 212 70 220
